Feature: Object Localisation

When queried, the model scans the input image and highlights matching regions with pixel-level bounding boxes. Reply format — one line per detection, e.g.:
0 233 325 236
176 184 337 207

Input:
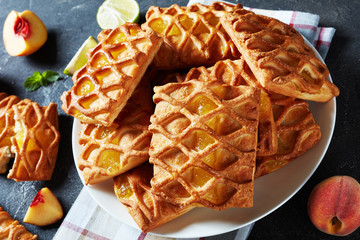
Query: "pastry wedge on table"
143 2 241 70
220 9 339 102
6 99 60 181
78 80 153 185
0 206 37 240
61 23 163 126
149 79 260 210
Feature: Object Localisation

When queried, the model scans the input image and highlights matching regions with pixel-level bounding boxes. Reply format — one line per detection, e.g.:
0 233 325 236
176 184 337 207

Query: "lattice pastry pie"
143 2 242 70
0 206 37 240
255 93 321 177
78 80 153 185
149 79 260 209
220 9 339 102
61 23 163 126
6 99 60 181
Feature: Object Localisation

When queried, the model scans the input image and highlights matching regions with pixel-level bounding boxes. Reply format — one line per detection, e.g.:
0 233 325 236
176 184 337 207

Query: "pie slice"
78 80 153 185
0 206 37 240
143 2 241 70
220 9 339 102
6 99 60 181
61 23 163 126
149 79 260 209
255 93 321 177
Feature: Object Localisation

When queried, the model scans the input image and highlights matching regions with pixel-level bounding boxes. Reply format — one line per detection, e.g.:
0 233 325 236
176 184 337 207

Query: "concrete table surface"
0 0 359 239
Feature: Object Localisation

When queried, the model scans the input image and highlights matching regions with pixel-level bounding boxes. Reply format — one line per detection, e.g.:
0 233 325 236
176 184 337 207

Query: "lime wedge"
63 36 98 76
96 0 140 29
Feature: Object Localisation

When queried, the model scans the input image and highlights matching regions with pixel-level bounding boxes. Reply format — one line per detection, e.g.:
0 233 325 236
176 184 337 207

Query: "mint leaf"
42 70 60 83
24 70 61 91
24 72 42 91
34 71 42 79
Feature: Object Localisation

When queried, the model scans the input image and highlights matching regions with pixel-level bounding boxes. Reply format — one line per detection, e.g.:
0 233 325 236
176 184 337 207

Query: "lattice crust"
113 162 194 233
61 23 163 126
6 99 60 181
220 9 339 102
255 93 321 178
149 80 260 209
97 29 112 42
78 81 153 185
0 207 37 240
0 93 20 172
183 59 277 156
143 2 242 70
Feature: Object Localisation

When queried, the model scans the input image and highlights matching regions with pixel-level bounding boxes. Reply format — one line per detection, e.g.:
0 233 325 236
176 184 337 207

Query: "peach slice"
3 10 47 56
23 187 63 226
308 175 360 236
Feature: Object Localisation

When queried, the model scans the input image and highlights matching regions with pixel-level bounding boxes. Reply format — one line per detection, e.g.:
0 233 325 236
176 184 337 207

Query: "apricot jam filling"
149 19 168 34
98 149 120 174
115 178 133 199
186 95 218 116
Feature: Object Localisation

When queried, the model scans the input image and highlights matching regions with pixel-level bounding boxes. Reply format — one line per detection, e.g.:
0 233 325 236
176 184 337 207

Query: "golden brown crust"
143 2 242 70
6 99 60 181
61 23 163 126
255 94 321 178
220 9 339 102
78 79 153 185
113 162 194 233
182 59 277 156
0 206 37 240
149 80 260 209
97 29 112 42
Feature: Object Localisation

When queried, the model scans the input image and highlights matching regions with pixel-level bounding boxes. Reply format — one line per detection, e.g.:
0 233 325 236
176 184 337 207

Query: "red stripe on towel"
61 221 111 240
289 11 297 27
292 24 317 32
315 28 330 49
137 232 147 240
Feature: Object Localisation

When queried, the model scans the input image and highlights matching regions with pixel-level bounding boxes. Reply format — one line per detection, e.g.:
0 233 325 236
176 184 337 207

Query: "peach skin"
308 175 360 236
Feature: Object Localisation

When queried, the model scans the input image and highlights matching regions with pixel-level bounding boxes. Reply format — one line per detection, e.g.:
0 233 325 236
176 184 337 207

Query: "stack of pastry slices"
61 2 339 232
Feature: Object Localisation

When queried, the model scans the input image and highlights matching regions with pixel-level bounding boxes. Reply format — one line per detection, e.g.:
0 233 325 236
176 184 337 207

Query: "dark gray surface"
0 0 359 239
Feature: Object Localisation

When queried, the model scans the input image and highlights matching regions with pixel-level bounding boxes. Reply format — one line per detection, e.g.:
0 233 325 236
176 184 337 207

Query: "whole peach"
308 175 360 236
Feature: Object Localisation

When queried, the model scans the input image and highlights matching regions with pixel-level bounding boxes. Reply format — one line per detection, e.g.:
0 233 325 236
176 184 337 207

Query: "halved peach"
3 10 47 56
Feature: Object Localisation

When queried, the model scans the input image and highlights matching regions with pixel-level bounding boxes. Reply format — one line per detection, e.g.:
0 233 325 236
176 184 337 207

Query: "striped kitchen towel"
53 188 253 240
54 1 335 240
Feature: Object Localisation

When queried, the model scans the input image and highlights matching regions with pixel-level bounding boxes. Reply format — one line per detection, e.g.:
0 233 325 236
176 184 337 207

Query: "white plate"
72 39 336 238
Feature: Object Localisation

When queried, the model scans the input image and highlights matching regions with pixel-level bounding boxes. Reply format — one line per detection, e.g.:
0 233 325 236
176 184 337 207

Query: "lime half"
97 0 140 29
63 36 98 76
